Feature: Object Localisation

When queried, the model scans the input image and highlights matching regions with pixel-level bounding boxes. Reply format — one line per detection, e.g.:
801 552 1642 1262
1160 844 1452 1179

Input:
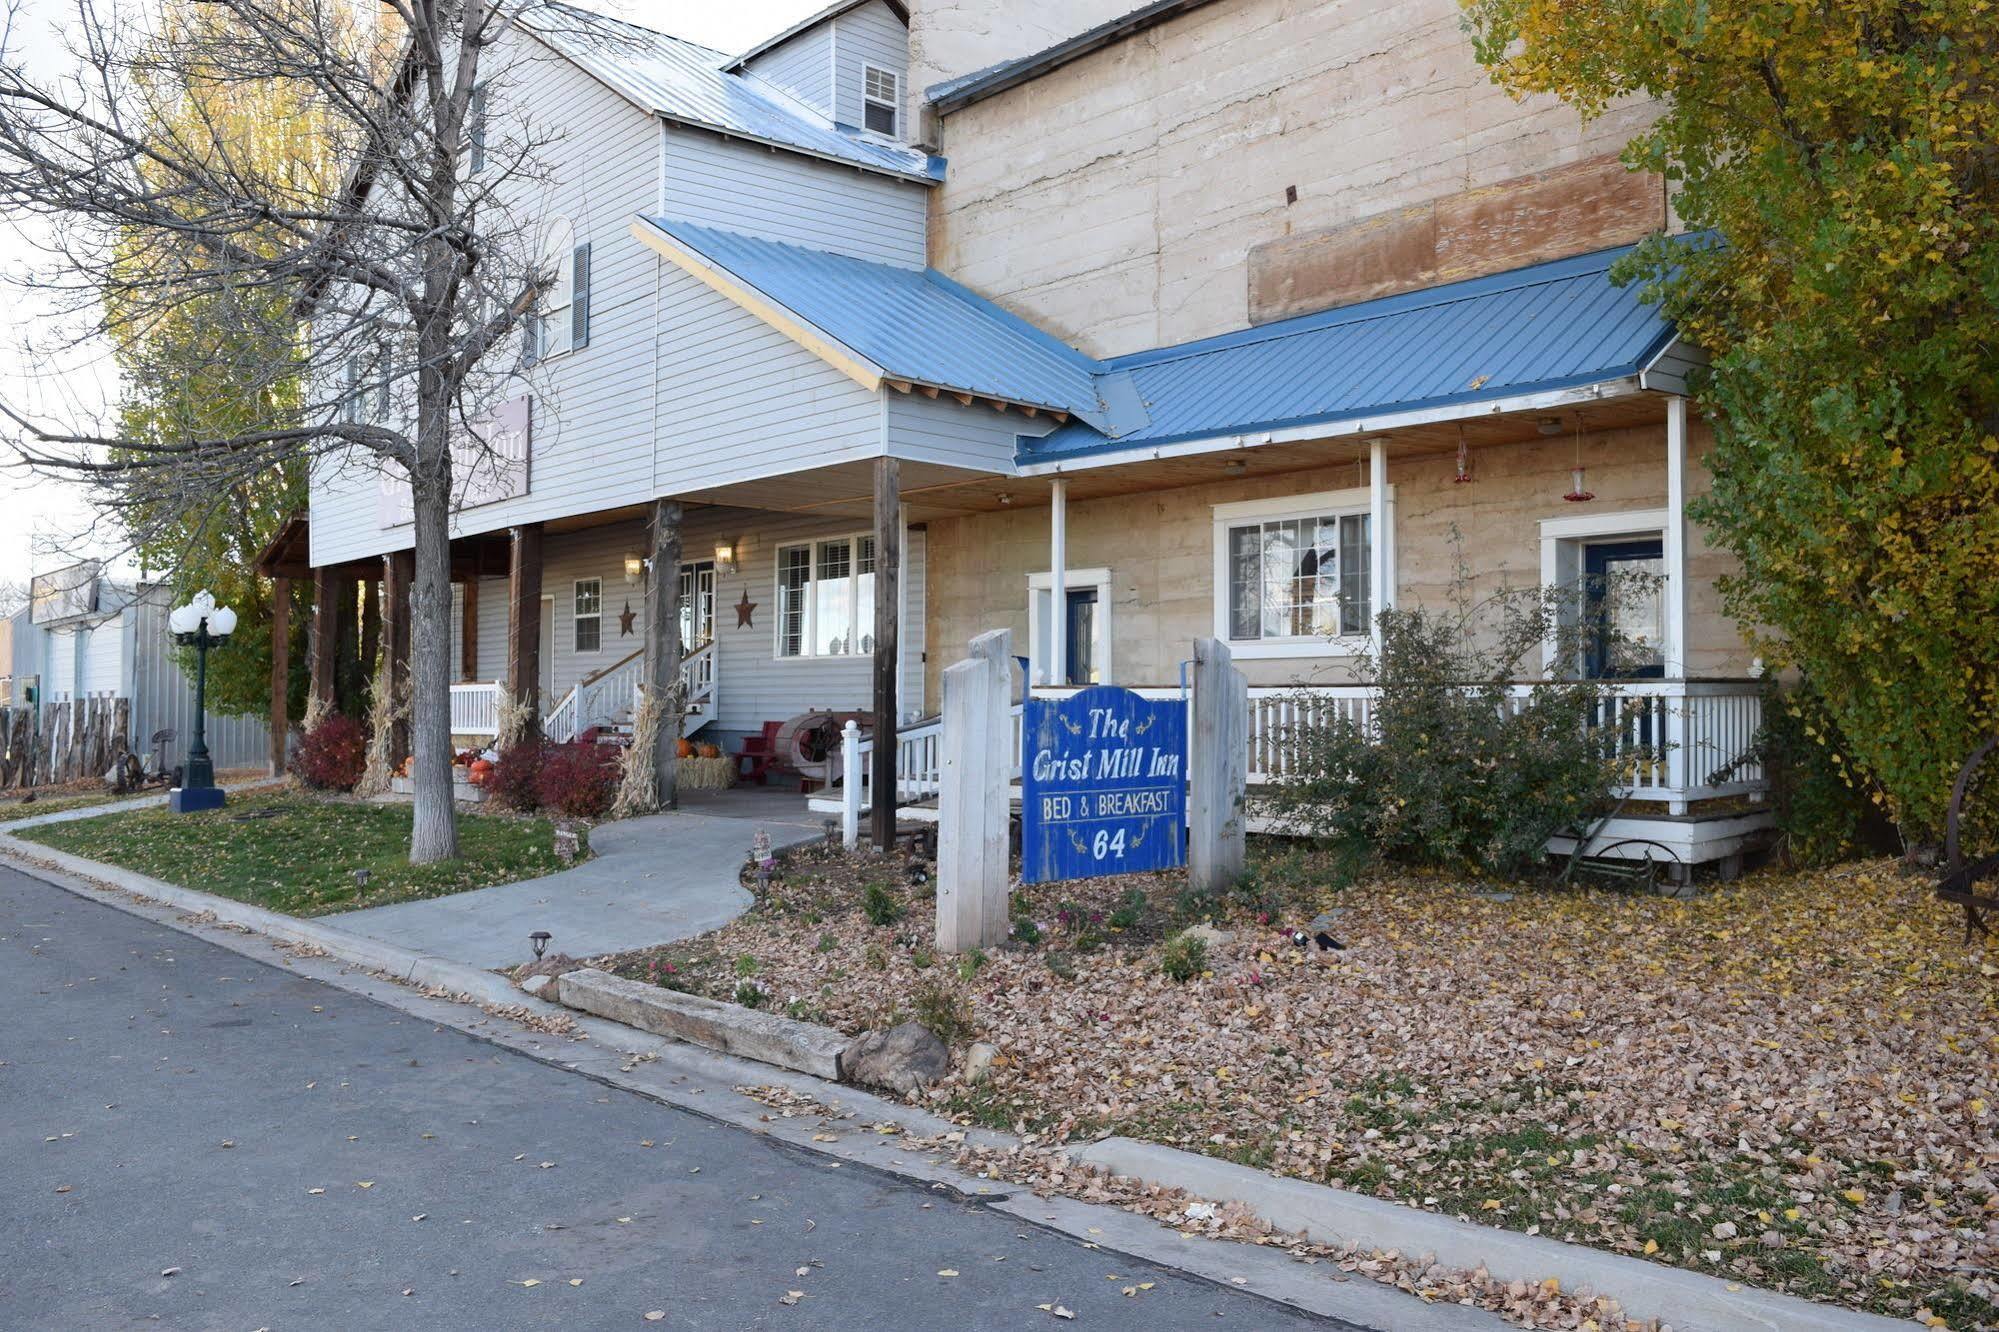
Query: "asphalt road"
0 864 1339 1330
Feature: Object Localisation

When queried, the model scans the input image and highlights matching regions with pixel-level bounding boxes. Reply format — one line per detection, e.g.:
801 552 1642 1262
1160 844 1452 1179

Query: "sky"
0 0 826 592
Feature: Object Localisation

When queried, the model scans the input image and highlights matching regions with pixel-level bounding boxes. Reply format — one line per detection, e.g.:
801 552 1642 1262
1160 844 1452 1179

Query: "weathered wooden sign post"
936 629 1013 953
1188 637 1248 893
1021 685 1187 884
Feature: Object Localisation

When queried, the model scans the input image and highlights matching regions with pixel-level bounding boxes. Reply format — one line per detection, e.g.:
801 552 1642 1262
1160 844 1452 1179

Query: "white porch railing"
828 678 1767 838
542 642 717 746
449 681 504 738
682 640 717 720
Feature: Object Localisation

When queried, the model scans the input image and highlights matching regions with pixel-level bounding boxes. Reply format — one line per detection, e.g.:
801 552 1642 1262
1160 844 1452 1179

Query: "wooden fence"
0 694 131 789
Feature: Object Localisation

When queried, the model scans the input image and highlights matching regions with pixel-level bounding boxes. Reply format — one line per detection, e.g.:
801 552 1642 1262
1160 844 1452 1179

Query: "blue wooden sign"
1021 685 1186 884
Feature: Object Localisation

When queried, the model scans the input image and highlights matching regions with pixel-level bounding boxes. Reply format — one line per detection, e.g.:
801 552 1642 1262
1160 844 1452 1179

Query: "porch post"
1047 477 1067 688
359 576 380 684
645 499 684 809
308 566 337 718
459 577 479 681
870 456 901 850
1368 437 1388 647
385 550 414 765
1664 396 1692 812
506 523 543 743
269 575 290 775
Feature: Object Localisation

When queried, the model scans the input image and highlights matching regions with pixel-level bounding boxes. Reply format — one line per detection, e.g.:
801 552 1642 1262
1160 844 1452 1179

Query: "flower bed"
597 843 1997 1326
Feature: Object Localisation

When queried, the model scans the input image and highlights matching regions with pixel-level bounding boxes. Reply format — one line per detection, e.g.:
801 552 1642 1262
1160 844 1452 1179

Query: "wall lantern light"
623 554 645 585
715 541 737 574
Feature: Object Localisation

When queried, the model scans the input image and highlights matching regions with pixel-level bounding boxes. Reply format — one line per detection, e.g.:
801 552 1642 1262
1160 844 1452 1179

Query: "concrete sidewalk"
328 803 822 969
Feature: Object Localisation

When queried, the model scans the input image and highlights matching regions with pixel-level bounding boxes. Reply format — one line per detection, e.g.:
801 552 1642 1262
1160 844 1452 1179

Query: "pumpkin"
697 742 721 759
676 737 696 758
468 759 494 786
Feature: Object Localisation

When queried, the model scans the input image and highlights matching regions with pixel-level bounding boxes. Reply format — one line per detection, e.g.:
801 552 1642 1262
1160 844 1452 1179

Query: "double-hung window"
573 578 601 654
862 64 900 137
1213 490 1381 651
775 535 876 658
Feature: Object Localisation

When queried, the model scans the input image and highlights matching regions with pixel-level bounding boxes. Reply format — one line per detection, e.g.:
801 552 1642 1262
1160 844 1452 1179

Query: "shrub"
486 740 548 812
733 979 765 1008
1010 916 1042 948
955 947 987 981
1108 888 1148 931
733 954 758 978
294 714 367 791
910 980 972 1046
1263 555 1636 879
862 881 904 927
535 742 619 819
1161 933 1207 983
1753 679 1898 867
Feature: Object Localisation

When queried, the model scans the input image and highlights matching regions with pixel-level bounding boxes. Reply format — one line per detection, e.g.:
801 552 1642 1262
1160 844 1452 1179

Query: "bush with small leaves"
535 742 619 819
733 979 765 1008
862 881 904 927
294 714 367 791
1010 916 1042 948
1109 888 1148 931
955 947 987 982
1161 933 1208 983
910 980 972 1046
484 740 547 812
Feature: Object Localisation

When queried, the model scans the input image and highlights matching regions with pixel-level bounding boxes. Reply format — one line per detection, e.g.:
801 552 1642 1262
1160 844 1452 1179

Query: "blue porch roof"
640 218 1130 431
1019 244 1679 467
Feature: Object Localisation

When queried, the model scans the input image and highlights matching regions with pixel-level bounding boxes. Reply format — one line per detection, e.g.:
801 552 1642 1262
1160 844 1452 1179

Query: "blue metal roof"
1019 244 1678 466
643 218 1127 430
523 5 942 184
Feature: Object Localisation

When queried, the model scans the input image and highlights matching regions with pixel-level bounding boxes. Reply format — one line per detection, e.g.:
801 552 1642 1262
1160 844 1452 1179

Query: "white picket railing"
830 678 1766 832
539 642 717 746
449 681 504 738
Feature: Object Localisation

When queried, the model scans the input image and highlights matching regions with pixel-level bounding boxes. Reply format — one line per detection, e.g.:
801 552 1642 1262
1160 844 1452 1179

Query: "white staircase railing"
540 643 717 746
681 640 717 720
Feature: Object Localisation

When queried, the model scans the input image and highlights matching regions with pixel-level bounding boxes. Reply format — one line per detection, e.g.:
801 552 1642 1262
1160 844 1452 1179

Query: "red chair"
734 720 784 786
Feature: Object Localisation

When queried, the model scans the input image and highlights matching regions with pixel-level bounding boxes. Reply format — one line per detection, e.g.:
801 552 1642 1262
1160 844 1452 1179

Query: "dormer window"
862 64 899 138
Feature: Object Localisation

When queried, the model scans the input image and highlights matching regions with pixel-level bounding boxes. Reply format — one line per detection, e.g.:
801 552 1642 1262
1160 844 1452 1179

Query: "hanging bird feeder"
1563 415 1595 502
1453 426 1473 485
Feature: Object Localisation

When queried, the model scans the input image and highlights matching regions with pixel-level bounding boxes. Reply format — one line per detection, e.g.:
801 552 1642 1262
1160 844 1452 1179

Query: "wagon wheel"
1939 735 1999 945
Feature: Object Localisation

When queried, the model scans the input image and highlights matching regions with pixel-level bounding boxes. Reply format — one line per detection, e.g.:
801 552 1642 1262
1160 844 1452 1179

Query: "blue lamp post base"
169 785 226 814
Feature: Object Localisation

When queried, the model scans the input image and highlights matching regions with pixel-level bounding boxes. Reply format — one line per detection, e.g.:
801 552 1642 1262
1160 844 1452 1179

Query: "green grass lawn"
0 790 137 824
12 792 584 916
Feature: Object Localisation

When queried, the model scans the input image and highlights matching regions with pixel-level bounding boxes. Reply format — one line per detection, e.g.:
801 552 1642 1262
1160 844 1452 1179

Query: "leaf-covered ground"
603 844 1999 1326
13 791 583 915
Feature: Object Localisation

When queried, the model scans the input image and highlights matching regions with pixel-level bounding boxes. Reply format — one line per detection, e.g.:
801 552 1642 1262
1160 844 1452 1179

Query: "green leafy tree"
1463 0 1999 842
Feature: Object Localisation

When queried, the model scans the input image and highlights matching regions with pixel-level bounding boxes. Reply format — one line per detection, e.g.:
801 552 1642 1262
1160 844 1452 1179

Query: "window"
775 535 876 658
573 578 601 653
862 64 899 137
1212 489 1386 653
1028 569 1113 687
525 218 583 364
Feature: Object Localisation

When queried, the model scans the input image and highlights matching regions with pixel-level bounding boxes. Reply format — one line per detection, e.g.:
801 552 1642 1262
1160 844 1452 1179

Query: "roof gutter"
1015 376 1652 476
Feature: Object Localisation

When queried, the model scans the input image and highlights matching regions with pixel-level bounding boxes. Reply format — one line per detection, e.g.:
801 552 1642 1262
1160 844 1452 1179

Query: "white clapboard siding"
886 391 1055 472
833 1 908 135
651 261 884 496
659 125 927 268
743 22 833 118
461 509 927 745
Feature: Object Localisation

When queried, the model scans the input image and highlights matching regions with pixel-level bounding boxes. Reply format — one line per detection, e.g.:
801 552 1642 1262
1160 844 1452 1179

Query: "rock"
842 1022 950 1095
1308 910 1347 931
1759 1230 1785 1250
520 974 555 998
963 1041 999 1084
1180 924 1233 948
1472 889 1515 903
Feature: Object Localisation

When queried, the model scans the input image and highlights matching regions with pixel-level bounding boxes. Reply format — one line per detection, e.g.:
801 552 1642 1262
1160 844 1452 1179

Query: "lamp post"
167 590 237 813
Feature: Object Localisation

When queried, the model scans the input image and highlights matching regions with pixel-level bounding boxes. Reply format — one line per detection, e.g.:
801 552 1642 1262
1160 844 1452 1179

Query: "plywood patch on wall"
1248 154 1665 324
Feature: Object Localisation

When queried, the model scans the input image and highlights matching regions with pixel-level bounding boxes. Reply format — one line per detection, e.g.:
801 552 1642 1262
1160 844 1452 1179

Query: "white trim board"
1027 566 1113 687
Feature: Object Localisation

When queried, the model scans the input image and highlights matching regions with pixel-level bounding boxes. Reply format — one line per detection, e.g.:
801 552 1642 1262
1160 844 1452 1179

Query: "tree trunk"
269 575 290 775
407 461 459 864
646 499 684 809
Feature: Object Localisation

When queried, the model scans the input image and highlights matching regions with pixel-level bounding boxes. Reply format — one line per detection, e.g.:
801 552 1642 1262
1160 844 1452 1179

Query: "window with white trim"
1215 495 1375 646
775 535 876 658
861 64 899 138
526 217 575 363
573 578 601 654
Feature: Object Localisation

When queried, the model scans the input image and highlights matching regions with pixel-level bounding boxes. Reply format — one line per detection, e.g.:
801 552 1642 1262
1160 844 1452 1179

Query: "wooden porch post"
645 499 684 809
269 576 290 775
871 457 901 850
506 523 544 743
308 566 337 718
460 577 479 681
384 550 414 764
332 573 360 714
1047 478 1067 688
359 577 380 683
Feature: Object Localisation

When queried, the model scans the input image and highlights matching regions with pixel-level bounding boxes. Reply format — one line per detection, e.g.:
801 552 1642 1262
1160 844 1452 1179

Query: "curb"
1070 1139 1915 1332
0 834 528 1012
554 967 849 1081
0 836 1923 1332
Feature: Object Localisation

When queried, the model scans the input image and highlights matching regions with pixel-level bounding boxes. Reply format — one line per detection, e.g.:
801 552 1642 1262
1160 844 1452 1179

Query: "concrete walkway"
328 802 823 969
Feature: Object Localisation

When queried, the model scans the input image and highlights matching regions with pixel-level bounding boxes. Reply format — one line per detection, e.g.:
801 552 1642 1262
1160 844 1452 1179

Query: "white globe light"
208 605 237 636
168 604 199 634
190 589 216 615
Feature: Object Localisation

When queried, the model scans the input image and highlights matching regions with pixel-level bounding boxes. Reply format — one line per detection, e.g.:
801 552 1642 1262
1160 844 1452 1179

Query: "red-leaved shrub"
486 741 548 812
536 742 619 818
294 714 367 791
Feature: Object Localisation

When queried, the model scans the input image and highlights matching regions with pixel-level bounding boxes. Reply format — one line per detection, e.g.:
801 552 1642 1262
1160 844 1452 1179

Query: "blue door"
1583 539 1665 679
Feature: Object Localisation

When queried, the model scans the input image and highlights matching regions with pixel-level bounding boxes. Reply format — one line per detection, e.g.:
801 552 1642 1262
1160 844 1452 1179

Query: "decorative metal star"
734 589 757 629
618 601 637 636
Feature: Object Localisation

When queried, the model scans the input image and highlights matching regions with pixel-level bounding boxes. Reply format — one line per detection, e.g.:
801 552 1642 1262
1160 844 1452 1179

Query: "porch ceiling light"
1538 416 1564 436
623 554 644 584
